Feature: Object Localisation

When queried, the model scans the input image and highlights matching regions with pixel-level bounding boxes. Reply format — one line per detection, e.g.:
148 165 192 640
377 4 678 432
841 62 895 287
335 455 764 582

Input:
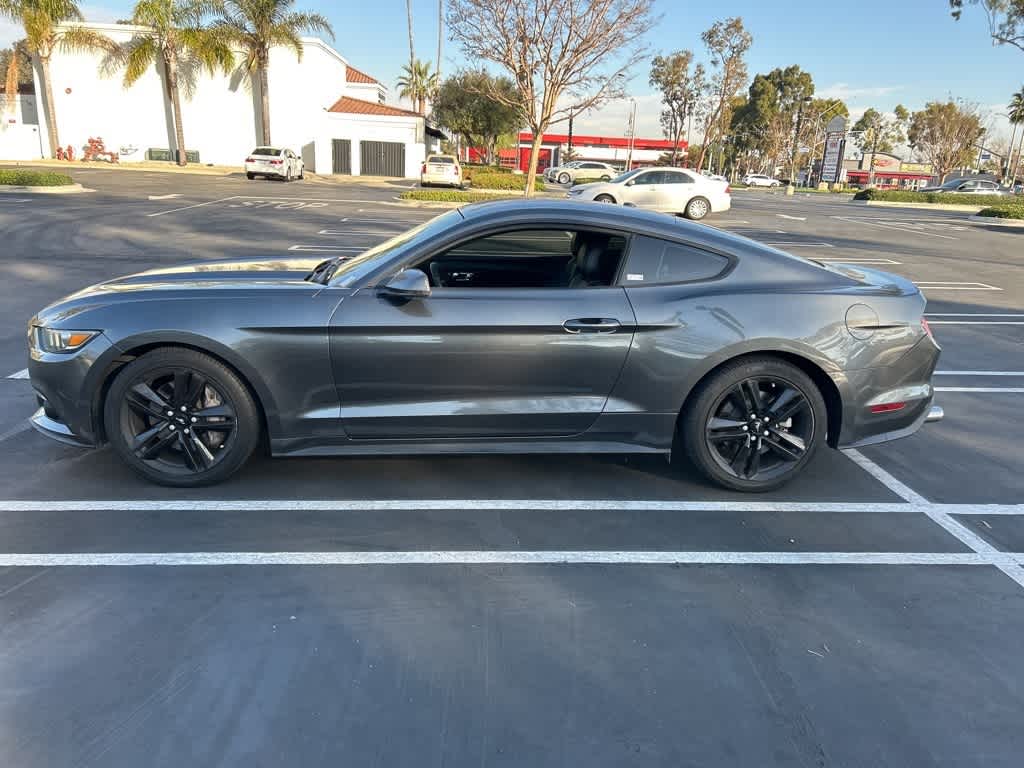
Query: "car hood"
35 256 328 324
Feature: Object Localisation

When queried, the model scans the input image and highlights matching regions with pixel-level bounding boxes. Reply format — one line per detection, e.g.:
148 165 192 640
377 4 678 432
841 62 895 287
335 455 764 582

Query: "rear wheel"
104 348 260 487
594 194 616 203
684 196 711 220
246 172 255 180
600 174 612 181
681 357 826 492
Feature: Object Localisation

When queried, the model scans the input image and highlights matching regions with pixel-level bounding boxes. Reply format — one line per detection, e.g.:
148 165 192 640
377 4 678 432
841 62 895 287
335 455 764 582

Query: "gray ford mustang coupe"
27 200 942 491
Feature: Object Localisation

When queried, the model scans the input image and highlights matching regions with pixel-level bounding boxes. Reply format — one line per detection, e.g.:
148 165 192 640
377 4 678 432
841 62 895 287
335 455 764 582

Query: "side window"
416 229 628 289
632 172 661 185
621 235 729 285
662 172 694 184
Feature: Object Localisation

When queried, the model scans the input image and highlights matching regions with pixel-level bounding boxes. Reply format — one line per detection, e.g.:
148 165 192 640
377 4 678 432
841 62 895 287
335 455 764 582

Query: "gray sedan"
27 201 942 491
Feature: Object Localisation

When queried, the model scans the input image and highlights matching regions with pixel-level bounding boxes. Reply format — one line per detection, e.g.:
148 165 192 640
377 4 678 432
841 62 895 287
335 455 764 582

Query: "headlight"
568 188 583 196
32 327 99 353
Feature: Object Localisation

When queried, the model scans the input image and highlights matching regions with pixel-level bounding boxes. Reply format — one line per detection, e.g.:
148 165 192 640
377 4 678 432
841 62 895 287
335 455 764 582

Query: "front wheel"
558 172 571 185
104 348 260 487
684 196 710 219
681 357 827 492
594 194 616 204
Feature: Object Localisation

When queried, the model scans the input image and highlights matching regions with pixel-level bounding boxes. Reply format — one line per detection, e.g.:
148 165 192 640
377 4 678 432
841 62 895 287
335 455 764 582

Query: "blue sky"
3 0 1021 141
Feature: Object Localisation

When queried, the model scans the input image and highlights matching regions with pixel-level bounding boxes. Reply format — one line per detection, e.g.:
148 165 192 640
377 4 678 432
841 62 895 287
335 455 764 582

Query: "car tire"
683 196 711 220
103 348 261 487
558 172 571 185
246 172 255 180
298 167 304 180
681 356 827 492
600 174 611 181
594 194 616 204
284 168 292 182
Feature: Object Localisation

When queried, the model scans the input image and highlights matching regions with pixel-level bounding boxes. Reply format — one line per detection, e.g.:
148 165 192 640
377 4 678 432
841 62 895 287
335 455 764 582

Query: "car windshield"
252 147 281 156
326 209 465 286
611 168 646 184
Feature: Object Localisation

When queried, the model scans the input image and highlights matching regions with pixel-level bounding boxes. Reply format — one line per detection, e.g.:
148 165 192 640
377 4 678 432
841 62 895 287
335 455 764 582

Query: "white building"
8 22 428 177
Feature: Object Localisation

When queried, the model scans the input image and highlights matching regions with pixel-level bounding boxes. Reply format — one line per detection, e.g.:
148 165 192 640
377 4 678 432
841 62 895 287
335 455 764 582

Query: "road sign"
821 132 845 184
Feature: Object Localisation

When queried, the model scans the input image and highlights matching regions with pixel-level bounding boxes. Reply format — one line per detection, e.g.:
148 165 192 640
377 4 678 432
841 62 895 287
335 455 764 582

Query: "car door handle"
563 318 621 334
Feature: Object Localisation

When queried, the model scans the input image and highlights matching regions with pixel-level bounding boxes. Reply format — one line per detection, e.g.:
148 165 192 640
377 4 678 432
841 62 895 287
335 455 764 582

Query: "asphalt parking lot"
2 167 1023 766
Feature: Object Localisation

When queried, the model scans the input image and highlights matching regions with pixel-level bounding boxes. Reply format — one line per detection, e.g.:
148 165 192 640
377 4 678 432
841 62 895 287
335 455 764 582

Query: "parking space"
3 173 1024 766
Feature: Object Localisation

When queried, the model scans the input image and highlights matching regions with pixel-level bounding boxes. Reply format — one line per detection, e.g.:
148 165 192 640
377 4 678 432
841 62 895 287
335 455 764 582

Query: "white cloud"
569 93 665 139
0 17 22 48
817 83 903 102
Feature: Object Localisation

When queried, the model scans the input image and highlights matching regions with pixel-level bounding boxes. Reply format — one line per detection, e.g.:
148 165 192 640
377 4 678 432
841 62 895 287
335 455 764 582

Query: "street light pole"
625 98 637 171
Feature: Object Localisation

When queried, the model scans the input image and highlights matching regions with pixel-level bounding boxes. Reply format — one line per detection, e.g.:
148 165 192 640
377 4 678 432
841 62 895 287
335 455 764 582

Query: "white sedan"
245 147 304 181
567 168 731 220
742 173 781 187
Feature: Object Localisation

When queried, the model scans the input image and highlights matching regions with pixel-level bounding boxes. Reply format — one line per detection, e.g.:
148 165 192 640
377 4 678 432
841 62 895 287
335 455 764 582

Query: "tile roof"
327 96 423 118
345 65 379 84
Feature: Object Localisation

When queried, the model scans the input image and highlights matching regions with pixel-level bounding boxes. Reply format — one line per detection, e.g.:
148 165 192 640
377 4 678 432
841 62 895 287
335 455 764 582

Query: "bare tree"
446 0 656 196
695 17 751 172
908 99 985 183
649 50 704 165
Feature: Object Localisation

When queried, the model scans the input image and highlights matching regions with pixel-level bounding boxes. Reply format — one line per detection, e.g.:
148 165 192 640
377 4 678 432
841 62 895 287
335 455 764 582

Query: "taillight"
921 317 933 339
870 402 906 414
421 163 427 173
454 165 460 175
270 159 282 165
725 185 732 194
245 157 254 162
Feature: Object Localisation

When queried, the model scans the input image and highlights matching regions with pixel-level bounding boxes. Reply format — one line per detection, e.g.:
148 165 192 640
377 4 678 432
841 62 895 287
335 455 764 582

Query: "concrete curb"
851 199 983 213
1 159 236 176
967 214 1024 228
0 183 91 194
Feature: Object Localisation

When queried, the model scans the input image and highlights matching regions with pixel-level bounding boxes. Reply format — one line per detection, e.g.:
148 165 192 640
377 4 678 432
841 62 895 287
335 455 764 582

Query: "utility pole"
625 99 637 171
567 110 574 163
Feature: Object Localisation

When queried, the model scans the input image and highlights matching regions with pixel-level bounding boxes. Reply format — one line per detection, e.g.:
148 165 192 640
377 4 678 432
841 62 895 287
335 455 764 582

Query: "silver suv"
547 161 618 185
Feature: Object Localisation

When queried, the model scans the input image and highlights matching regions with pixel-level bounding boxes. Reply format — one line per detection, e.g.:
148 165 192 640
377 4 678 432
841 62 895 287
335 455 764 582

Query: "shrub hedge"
0 169 75 187
399 190 521 203
470 172 544 191
462 163 512 175
852 188 1013 206
977 203 1024 219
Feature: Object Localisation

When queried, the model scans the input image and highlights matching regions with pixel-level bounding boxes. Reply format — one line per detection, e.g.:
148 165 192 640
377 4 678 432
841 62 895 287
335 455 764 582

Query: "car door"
657 170 696 212
329 227 637 439
619 170 664 208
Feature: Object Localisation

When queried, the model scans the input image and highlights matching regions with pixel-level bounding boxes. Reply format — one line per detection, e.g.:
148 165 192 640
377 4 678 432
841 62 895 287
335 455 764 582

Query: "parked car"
544 160 584 182
245 147 303 181
918 178 1010 195
26 200 943 491
549 161 618 185
742 173 781 187
420 155 463 187
567 167 731 220
701 170 728 183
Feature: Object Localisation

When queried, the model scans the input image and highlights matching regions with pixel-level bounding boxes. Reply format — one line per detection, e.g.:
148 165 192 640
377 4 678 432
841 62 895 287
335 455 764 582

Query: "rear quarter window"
621 235 730 285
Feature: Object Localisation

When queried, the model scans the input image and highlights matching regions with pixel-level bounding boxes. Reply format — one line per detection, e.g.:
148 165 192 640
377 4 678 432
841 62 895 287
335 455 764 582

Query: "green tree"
432 70 518 162
396 58 436 115
105 0 233 165
852 105 909 184
1007 86 1024 182
215 0 333 145
907 100 984 183
695 16 752 172
649 50 705 164
950 0 1024 52
0 0 115 156
2 38 33 101
729 65 814 176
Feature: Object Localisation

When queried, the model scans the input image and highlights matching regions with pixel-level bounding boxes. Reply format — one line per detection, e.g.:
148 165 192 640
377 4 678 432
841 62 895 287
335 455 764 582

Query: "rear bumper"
835 333 942 448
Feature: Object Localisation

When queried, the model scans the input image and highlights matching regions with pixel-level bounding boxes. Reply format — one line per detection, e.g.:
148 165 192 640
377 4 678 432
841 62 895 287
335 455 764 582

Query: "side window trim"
617 234 736 287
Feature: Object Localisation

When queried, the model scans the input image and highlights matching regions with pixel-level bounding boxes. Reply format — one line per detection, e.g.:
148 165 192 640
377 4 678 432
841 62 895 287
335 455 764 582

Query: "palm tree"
396 58 435 115
0 0 115 156
107 0 233 165
1009 87 1024 184
215 0 332 145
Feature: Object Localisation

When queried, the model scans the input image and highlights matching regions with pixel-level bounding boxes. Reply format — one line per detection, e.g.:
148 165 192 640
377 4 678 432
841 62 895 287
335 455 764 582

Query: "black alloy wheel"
682 357 826 491
105 349 259 486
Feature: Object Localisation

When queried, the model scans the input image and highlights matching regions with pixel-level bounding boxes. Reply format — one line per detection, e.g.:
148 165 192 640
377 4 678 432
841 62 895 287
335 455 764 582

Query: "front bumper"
30 407 95 448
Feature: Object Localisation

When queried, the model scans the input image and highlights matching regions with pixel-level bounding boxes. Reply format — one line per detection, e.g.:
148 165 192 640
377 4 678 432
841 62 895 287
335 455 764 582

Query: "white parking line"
1 499 1022 514
762 242 835 248
832 216 959 240
318 229 395 236
935 371 1024 376
916 282 1001 291
818 258 901 264
288 244 365 252
934 387 1024 393
5 369 28 379
146 196 236 217
928 321 1024 325
0 550 1019 567
776 214 806 221
927 313 1024 317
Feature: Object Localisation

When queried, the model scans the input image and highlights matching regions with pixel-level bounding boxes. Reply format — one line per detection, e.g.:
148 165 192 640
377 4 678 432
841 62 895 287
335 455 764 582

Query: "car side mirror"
625 180 635 187
380 268 431 299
